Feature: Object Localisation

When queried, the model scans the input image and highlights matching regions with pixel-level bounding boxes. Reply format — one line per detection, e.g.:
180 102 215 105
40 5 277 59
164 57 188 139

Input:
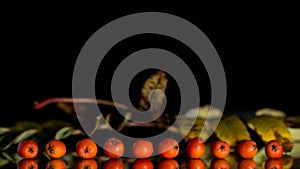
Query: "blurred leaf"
2 129 39 151
54 126 84 140
10 152 23 164
199 143 214 165
0 132 21 151
178 118 208 142
281 155 294 169
1 152 22 164
41 120 72 132
184 105 222 120
15 121 42 131
139 71 168 113
11 129 39 144
255 108 286 119
179 105 223 142
57 102 76 115
214 115 251 147
1 152 14 163
0 156 9 167
253 146 268 167
54 126 73 140
257 160 266 169
247 115 294 152
61 152 78 169
124 161 131 169
224 154 239 169
0 127 10 136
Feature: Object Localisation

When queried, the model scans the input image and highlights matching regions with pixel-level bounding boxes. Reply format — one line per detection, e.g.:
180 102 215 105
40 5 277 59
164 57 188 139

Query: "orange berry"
186 137 205 158
210 140 230 158
157 138 179 159
237 140 258 159
45 139 66 159
265 140 283 159
17 139 39 159
76 138 98 159
132 139 153 158
103 137 124 158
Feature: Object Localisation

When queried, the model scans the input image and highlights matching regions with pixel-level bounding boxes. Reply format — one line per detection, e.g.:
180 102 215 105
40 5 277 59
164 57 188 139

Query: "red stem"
34 97 129 110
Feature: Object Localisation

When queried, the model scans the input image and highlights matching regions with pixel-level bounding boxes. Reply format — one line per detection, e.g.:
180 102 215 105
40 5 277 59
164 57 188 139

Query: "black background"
1 4 299 125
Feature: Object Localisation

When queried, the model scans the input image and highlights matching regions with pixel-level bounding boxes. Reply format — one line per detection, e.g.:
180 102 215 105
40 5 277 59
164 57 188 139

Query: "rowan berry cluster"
16 137 284 169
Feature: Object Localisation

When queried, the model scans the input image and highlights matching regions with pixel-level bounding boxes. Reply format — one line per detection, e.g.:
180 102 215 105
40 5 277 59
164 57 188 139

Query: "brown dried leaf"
139 71 168 113
57 102 75 115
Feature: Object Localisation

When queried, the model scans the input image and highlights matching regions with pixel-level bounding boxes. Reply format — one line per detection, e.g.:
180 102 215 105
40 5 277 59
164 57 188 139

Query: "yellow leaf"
214 115 251 147
178 118 208 142
178 105 223 142
247 115 294 152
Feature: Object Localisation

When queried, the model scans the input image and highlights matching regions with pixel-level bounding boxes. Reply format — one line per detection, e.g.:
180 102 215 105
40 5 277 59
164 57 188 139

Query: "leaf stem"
117 112 132 131
89 114 103 136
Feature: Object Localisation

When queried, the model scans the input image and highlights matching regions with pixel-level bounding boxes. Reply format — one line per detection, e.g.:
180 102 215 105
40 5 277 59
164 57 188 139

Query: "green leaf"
10 153 23 164
214 115 251 147
54 126 73 140
224 154 239 169
1 152 23 164
61 152 78 169
0 132 20 151
124 161 131 169
15 121 42 131
11 129 39 144
42 120 72 132
1 152 14 163
0 127 10 136
54 126 84 140
2 129 39 151
0 156 9 167
252 146 268 167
